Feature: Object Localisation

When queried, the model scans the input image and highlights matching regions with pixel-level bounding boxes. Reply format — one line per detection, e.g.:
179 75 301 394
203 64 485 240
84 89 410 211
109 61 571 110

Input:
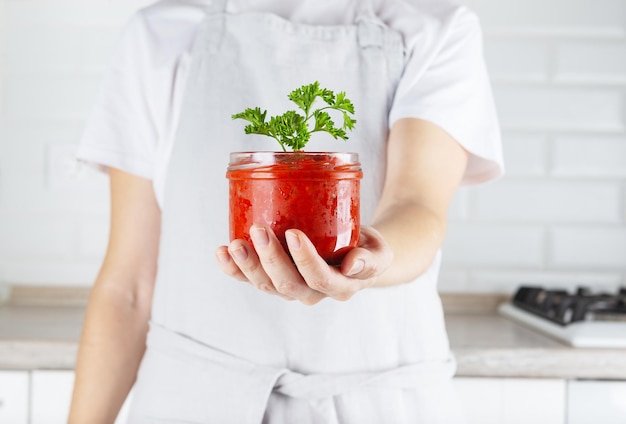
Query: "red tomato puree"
227 152 363 265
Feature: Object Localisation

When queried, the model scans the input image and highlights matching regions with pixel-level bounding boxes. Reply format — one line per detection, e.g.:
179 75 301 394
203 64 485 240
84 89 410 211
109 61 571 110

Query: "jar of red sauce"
227 152 363 265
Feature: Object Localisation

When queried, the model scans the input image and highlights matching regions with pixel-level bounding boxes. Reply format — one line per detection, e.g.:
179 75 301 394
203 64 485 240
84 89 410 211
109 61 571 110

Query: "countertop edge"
0 340 78 370
453 347 626 380
2 288 625 379
2 340 626 380
1 286 510 312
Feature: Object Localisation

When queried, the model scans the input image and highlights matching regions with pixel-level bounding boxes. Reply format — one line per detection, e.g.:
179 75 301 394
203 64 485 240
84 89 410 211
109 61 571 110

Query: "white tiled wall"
0 0 625 293
0 0 153 286
442 0 626 292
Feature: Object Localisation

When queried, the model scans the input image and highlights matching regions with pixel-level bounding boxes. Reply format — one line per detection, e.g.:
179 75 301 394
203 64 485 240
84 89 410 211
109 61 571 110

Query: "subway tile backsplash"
0 0 624 292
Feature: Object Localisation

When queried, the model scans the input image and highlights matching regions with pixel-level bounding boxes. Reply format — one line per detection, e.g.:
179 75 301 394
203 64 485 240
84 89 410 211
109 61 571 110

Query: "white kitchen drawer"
454 377 566 424
568 380 626 424
30 369 132 424
31 370 75 424
0 371 29 424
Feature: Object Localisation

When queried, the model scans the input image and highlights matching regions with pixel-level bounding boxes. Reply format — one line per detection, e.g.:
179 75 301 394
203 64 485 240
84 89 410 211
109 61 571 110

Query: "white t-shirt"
77 0 504 207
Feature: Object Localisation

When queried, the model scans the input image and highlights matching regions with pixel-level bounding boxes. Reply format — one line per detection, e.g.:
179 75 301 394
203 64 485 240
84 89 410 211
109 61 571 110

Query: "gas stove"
498 285 626 348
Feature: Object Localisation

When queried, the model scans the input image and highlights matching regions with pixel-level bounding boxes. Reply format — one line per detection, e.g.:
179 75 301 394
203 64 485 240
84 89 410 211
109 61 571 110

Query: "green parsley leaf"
232 81 356 151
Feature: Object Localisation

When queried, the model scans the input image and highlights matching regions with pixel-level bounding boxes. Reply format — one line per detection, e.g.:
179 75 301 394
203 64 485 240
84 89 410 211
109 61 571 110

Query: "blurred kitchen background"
0 0 624 294
0 1 626 423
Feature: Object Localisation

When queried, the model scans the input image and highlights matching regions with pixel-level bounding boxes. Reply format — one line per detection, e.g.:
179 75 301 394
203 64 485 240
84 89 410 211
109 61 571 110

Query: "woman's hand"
215 225 393 305
216 117 469 301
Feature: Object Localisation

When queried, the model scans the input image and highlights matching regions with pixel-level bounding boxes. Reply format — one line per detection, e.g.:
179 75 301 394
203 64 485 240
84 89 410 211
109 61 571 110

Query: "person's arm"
368 117 468 285
68 169 161 424
215 117 468 304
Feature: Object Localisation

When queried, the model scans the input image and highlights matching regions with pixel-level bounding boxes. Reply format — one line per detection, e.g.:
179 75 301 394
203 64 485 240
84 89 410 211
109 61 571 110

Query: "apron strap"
274 356 457 400
205 0 227 13
201 0 386 51
357 20 385 49
355 0 385 48
196 0 227 54
273 359 456 424
146 323 456 422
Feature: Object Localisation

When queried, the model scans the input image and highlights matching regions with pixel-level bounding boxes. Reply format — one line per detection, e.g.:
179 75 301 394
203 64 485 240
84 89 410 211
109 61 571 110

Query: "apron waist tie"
274 357 456 400
146 322 456 423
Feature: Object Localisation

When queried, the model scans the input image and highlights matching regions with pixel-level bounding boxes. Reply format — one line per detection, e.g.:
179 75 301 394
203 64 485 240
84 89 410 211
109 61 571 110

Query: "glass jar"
227 152 363 265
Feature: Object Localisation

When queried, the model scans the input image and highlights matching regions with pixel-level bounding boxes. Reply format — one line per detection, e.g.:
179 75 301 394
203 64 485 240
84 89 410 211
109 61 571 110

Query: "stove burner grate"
512 286 626 326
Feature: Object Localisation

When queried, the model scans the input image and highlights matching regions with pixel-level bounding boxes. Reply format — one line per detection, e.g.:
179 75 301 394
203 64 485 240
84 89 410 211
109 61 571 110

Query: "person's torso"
142 0 464 207
149 0 452 374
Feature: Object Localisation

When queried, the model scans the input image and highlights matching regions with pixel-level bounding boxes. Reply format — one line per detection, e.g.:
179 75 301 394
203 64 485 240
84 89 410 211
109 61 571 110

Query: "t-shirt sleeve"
75 12 160 179
389 7 504 185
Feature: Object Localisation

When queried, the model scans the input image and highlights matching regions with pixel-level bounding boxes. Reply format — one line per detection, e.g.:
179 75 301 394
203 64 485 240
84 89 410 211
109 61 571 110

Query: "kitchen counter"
0 305 83 370
1 294 626 379
446 312 626 380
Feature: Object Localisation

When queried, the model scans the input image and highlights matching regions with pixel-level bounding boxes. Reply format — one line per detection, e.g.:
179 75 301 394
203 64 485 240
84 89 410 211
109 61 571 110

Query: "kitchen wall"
0 0 624 293
0 0 154 287
444 0 626 293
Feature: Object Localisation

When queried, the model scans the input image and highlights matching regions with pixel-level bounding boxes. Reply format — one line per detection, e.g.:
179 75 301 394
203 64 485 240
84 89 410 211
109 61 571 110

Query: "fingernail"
347 259 365 276
216 251 231 265
250 227 270 246
285 231 301 250
231 246 248 261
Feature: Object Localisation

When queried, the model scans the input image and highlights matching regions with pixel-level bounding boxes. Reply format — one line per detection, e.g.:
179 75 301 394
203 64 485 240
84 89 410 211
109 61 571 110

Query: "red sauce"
227 152 362 265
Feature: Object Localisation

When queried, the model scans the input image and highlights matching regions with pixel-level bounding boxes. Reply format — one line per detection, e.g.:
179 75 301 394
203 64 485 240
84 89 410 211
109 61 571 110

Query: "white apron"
127 0 464 422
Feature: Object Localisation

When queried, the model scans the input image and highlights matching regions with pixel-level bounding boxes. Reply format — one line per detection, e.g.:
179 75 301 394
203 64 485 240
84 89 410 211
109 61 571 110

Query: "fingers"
215 226 325 304
340 226 393 281
285 229 359 301
216 241 284 298
215 245 248 282
216 225 390 305
250 226 325 305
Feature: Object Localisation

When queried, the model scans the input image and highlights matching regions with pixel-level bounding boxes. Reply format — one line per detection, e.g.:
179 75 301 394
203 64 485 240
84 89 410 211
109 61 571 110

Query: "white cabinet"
30 370 132 424
31 370 75 424
453 377 566 424
4 369 624 423
0 371 29 424
567 380 626 424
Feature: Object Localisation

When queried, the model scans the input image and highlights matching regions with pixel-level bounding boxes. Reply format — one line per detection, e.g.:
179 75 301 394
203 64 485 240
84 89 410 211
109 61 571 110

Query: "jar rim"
229 151 359 161
227 151 362 175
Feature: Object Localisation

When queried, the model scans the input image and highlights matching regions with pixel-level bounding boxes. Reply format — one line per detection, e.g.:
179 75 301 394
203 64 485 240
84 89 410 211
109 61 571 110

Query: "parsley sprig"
232 81 356 152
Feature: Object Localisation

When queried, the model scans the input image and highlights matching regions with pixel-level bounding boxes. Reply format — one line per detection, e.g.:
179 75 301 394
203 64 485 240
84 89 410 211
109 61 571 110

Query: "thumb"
340 226 392 280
